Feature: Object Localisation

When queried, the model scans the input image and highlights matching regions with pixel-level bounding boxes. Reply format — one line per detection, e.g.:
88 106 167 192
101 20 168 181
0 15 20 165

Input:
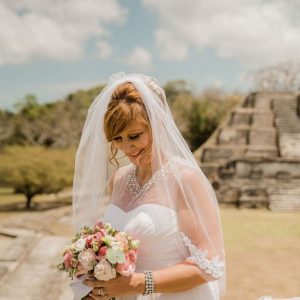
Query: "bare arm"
84 262 209 299
131 261 208 294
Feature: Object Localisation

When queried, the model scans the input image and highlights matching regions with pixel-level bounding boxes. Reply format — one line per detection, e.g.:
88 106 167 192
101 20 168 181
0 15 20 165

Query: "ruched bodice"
103 204 189 271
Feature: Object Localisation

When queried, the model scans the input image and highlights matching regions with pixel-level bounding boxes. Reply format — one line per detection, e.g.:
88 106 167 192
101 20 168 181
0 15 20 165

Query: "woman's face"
112 116 152 168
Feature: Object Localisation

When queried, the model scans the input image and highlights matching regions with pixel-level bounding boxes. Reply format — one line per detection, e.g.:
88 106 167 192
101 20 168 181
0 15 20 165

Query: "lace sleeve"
180 232 225 279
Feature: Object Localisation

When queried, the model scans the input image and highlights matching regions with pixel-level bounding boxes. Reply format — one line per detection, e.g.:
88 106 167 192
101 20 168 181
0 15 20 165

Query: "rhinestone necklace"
128 160 172 200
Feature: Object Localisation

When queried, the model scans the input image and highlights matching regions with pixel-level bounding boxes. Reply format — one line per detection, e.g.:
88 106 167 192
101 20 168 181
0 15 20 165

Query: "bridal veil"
72 72 226 297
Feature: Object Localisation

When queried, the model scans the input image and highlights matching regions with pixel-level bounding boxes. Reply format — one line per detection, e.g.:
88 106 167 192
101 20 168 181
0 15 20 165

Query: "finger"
83 279 106 288
89 294 111 300
82 296 93 300
92 288 101 295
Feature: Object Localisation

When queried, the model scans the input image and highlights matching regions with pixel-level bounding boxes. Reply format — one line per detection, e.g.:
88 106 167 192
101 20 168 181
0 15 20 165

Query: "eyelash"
130 135 139 140
113 133 141 141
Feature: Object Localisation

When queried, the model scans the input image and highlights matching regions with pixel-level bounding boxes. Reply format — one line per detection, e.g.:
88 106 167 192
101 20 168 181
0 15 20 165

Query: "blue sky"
0 0 299 111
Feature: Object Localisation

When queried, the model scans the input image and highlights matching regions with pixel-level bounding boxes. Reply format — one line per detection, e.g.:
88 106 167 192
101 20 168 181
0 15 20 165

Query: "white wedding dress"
100 157 223 300
103 203 220 300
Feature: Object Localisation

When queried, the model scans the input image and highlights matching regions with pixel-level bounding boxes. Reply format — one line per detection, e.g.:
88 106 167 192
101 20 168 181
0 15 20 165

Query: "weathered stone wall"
194 92 300 211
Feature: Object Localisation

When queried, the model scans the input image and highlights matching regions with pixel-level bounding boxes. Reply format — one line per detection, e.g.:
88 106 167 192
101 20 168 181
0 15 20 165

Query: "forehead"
122 116 148 133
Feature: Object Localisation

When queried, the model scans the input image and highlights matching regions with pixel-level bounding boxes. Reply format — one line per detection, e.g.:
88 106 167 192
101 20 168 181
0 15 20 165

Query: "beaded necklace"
127 159 173 201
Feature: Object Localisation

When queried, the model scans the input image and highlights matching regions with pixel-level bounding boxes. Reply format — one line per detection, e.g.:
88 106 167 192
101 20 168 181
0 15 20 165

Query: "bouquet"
57 221 139 281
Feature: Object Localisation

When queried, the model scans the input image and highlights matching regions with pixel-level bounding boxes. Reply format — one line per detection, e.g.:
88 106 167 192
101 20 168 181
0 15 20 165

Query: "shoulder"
170 156 210 191
108 164 134 195
169 155 198 179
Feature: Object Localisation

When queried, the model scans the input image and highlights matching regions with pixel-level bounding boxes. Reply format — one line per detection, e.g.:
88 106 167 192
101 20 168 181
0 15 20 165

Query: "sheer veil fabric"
72 72 226 297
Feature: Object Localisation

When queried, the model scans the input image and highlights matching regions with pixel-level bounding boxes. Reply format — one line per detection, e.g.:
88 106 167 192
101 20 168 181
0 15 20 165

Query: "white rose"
94 259 117 281
78 249 96 271
73 237 86 251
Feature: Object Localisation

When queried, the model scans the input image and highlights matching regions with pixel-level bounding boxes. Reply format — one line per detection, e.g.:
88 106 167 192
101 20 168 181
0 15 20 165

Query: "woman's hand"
83 273 145 299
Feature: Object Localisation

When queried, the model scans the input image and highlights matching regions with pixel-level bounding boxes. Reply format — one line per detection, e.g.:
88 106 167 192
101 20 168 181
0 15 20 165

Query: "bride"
71 72 226 300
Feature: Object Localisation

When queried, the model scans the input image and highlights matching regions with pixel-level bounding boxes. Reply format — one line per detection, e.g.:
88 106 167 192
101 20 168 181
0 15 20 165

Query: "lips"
127 149 144 158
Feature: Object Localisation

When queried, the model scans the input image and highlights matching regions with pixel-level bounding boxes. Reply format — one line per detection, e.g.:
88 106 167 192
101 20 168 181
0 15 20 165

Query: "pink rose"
115 250 137 276
78 249 96 271
127 249 138 264
94 221 105 232
115 232 129 252
63 250 73 269
97 246 107 258
85 235 92 248
86 232 103 248
116 261 135 276
93 232 104 245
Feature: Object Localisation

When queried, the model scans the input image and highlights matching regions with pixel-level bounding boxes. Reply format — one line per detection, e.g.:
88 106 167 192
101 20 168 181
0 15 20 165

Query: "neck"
136 163 152 184
135 152 169 184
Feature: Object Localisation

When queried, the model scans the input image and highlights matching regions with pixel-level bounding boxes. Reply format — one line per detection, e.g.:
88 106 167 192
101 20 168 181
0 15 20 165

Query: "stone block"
200 162 220 178
249 168 263 179
254 95 272 109
231 112 251 125
236 161 300 178
252 113 274 127
246 146 278 158
218 128 248 145
279 134 300 158
249 129 276 146
218 128 236 144
220 187 240 203
202 148 233 162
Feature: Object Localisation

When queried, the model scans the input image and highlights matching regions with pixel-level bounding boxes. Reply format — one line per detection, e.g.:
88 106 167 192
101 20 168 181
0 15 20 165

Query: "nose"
121 140 135 154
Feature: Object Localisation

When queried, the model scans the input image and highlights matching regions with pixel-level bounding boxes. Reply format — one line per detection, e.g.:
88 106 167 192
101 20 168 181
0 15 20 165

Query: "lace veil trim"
180 232 224 279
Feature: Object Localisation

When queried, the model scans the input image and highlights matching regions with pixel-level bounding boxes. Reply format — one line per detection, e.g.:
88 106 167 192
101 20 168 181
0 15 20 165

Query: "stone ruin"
194 92 300 211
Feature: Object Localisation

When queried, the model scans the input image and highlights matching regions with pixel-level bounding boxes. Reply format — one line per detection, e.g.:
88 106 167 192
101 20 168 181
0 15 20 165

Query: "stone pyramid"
194 92 300 211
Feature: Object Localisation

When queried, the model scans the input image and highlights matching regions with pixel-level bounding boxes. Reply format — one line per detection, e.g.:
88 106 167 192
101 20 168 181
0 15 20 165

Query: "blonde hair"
104 82 152 167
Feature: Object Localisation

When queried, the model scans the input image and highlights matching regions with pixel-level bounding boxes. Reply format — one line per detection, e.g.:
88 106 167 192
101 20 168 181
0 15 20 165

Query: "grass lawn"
220 206 300 300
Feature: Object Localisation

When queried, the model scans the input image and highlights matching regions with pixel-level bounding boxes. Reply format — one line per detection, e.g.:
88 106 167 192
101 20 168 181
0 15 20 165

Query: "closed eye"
130 134 140 140
113 132 143 141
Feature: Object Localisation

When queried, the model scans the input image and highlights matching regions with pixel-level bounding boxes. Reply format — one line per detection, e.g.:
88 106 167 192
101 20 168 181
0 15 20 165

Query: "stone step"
269 202 300 211
268 183 300 211
199 162 223 177
239 195 268 202
235 160 300 178
278 128 300 131
268 190 300 195
217 127 248 145
201 146 246 162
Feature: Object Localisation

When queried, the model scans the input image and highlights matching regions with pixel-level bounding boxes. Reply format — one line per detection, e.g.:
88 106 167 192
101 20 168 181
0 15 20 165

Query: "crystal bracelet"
143 270 155 295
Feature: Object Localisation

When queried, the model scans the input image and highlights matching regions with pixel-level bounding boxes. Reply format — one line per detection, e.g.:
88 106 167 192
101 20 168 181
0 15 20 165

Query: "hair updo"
104 82 152 167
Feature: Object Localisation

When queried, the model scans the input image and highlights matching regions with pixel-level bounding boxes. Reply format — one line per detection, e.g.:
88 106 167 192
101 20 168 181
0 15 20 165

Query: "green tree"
0 146 74 208
14 94 41 120
171 91 242 151
164 80 192 105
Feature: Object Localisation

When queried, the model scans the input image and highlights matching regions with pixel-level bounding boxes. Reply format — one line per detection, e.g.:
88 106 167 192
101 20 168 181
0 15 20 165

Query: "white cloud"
97 40 113 59
142 0 300 67
124 47 153 71
0 0 127 64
